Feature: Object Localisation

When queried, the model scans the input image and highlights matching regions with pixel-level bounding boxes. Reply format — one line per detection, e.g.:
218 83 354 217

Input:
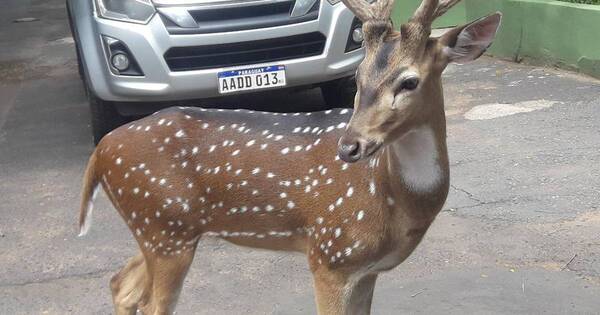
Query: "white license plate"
218 65 286 94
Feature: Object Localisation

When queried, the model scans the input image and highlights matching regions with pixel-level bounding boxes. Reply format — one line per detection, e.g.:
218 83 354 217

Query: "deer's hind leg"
110 253 152 315
139 240 199 315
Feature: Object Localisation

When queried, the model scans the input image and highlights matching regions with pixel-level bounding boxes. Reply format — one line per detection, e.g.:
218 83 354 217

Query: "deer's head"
338 0 502 163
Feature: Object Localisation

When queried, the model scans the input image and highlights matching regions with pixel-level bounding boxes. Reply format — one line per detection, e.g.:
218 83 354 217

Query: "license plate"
218 65 286 94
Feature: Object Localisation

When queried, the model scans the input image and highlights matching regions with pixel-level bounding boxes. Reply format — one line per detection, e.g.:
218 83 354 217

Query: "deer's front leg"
312 269 378 315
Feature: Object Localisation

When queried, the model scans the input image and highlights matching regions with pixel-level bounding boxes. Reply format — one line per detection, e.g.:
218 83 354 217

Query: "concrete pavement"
1 0 599 314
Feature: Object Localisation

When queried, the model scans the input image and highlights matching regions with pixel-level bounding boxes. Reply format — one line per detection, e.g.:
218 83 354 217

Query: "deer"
77 0 501 314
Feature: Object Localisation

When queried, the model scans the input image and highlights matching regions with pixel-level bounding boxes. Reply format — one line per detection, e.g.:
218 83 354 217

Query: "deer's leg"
110 253 151 315
139 245 198 315
347 274 378 314
312 270 378 315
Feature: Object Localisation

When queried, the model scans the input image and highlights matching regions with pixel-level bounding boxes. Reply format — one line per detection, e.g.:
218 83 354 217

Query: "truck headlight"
95 0 156 24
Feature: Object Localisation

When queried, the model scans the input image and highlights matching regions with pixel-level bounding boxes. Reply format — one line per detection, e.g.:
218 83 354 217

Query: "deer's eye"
399 77 420 92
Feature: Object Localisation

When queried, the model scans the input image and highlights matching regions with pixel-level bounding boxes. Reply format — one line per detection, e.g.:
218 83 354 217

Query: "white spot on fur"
346 187 354 197
357 210 365 221
334 228 342 238
369 181 376 195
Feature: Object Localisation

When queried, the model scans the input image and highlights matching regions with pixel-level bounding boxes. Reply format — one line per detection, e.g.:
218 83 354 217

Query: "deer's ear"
439 12 502 63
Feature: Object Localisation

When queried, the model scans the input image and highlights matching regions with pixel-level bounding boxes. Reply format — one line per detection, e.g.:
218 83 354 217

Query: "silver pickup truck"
67 0 365 143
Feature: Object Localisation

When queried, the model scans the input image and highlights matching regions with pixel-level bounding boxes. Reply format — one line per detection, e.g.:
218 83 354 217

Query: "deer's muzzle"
338 131 382 163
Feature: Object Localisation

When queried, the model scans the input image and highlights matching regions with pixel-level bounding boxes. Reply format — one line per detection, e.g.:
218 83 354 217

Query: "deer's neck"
389 125 445 192
376 122 450 215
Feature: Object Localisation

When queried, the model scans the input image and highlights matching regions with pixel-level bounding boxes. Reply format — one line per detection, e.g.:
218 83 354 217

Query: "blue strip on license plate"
218 65 285 78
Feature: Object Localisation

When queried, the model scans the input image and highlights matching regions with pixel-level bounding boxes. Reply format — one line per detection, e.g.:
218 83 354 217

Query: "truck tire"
320 76 357 109
88 87 124 145
66 1 85 81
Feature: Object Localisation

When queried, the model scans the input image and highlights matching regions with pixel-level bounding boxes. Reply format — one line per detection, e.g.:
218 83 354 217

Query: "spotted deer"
78 0 501 314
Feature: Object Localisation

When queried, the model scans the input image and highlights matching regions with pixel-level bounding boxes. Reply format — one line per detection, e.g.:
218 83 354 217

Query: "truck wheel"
74 38 85 82
87 87 124 145
320 76 357 109
66 1 85 82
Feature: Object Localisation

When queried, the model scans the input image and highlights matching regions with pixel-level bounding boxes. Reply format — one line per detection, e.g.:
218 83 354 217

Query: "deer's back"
93 107 393 263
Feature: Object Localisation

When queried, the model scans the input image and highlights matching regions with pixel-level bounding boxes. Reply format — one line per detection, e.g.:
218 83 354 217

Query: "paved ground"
1 1 600 314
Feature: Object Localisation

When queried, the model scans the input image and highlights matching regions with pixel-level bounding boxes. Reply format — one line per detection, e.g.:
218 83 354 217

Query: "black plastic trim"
103 39 144 76
162 0 320 35
345 17 363 53
164 32 326 71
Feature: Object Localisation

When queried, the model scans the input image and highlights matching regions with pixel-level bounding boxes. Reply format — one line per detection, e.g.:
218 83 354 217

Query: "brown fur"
77 1 503 313
84 107 448 314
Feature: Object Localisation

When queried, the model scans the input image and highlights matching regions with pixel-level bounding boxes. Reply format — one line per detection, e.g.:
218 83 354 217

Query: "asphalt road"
1 1 600 314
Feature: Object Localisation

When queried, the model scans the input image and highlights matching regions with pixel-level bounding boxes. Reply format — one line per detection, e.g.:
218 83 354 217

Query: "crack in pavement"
444 198 515 212
0 83 21 142
450 184 483 203
0 267 116 288
449 144 600 168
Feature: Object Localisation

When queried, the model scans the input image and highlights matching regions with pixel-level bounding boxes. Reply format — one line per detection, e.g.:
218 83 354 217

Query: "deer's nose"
338 136 362 163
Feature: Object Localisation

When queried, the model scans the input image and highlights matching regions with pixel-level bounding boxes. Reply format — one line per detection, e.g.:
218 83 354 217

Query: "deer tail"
78 148 101 237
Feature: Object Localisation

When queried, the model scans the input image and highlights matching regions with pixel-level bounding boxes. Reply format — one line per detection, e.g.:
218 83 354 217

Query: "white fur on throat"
390 126 442 193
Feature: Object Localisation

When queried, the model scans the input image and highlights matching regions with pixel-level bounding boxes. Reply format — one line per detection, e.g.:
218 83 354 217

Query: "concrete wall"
391 0 600 79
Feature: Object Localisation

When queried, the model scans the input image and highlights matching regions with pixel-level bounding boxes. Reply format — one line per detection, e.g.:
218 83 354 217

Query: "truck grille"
164 32 326 71
159 0 320 35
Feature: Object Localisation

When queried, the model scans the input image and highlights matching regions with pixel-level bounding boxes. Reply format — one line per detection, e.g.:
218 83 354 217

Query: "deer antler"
341 0 372 21
341 0 396 22
411 0 463 26
411 0 439 24
341 0 396 44
342 0 462 43
401 0 462 40
433 0 462 19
